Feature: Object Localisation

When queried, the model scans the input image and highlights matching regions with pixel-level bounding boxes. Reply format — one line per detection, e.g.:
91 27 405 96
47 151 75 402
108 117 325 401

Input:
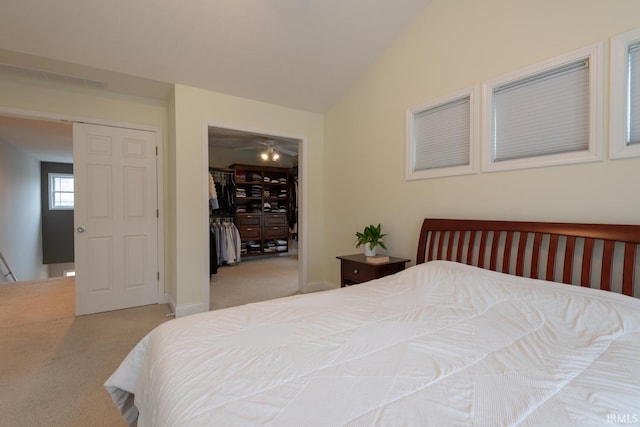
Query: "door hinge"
157 272 160 281
155 146 158 155
157 209 159 218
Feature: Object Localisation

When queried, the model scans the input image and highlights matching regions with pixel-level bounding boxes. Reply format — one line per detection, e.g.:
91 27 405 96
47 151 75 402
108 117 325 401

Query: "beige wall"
167 88 178 305
171 84 324 313
324 0 640 285
0 76 168 127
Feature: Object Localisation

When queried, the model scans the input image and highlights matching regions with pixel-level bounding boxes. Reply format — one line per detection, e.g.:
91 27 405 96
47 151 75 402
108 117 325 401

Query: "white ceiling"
0 0 430 113
0 0 431 162
208 126 300 155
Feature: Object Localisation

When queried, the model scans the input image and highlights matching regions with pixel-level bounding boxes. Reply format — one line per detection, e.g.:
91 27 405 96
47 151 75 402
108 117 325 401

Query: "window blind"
493 59 590 162
628 43 640 145
413 96 470 171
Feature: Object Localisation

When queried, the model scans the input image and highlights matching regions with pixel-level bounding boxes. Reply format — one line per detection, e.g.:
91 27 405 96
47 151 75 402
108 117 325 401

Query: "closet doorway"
207 126 302 310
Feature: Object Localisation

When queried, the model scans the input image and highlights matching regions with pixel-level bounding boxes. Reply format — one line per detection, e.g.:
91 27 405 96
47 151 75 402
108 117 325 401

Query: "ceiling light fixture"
260 147 280 162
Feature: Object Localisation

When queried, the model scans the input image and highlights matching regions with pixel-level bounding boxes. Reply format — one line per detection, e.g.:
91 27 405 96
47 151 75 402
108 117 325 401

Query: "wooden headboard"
417 218 640 297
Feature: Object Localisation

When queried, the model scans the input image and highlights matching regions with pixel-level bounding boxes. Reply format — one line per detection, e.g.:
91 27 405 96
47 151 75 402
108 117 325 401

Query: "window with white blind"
406 87 478 180
610 27 640 159
482 44 603 172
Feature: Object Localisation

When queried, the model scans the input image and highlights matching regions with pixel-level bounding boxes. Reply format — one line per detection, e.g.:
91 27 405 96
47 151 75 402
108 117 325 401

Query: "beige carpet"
0 277 172 427
210 254 300 310
0 255 298 426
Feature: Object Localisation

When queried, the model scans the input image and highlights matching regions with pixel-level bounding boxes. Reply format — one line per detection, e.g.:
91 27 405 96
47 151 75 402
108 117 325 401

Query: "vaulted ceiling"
0 1 431 162
0 0 431 113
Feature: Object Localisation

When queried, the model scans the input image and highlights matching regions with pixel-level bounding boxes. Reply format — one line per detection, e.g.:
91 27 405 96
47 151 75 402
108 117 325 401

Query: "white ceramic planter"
364 243 376 257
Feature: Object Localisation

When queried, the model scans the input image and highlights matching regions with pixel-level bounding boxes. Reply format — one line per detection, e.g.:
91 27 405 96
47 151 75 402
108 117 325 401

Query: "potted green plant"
355 223 387 256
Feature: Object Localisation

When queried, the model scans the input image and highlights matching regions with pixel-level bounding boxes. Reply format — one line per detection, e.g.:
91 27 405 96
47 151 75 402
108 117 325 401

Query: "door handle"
77 226 86 233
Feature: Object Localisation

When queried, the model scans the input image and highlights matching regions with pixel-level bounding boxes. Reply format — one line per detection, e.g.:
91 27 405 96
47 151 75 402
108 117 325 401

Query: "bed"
105 218 640 426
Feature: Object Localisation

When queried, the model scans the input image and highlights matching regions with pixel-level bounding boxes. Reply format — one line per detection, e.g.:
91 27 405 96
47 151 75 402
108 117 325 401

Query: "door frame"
0 106 166 306
203 120 308 302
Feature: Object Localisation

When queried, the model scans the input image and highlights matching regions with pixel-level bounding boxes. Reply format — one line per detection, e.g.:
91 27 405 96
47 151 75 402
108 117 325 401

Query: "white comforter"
105 261 640 426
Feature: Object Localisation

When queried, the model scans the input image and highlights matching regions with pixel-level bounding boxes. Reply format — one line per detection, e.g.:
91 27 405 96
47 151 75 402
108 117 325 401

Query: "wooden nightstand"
336 254 410 287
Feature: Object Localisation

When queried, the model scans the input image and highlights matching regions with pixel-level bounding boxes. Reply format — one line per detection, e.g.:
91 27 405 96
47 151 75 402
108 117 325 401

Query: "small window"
49 173 74 210
406 87 478 180
610 27 640 159
482 43 603 172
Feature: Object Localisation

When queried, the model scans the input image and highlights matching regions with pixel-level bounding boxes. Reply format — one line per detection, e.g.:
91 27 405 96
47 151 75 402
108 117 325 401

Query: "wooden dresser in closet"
231 164 290 257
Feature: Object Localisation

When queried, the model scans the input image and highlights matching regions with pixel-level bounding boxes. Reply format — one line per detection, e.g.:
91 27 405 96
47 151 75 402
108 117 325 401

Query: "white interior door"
73 123 159 316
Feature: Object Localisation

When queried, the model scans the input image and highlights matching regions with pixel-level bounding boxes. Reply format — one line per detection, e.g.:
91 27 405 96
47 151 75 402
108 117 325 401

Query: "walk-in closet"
207 126 301 310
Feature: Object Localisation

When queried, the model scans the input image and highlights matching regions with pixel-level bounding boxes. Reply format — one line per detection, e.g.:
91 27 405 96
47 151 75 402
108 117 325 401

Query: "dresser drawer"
237 214 262 227
264 214 287 226
340 260 378 284
238 226 261 240
264 226 287 239
337 254 410 286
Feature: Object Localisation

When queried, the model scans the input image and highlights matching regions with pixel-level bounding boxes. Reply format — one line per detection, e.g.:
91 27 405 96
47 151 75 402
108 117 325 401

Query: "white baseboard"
170 300 208 318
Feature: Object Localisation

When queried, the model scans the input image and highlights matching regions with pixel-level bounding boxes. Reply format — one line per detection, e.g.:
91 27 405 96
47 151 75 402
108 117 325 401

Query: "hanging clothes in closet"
209 169 236 216
209 169 239 275
288 174 298 240
210 222 218 275
210 219 241 274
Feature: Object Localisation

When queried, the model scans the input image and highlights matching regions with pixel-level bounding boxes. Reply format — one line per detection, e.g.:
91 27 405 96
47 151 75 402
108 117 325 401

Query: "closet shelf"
230 163 291 257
